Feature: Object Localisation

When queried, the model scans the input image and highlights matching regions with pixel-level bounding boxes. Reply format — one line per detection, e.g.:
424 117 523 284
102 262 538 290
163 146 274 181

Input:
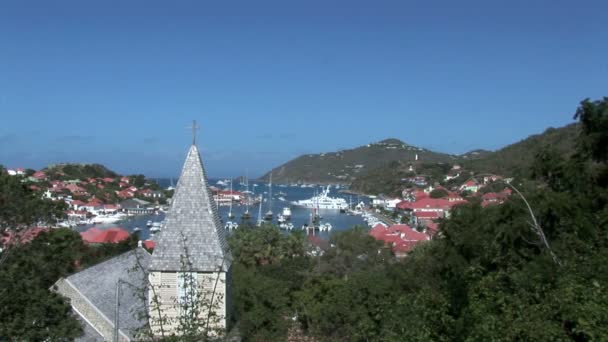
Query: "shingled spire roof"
150 144 231 272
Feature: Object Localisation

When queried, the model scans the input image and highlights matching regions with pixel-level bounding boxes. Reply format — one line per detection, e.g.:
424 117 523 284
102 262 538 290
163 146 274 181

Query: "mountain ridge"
260 123 580 185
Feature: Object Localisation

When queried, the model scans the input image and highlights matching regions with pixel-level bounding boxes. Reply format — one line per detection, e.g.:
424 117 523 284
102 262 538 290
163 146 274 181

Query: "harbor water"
75 179 370 241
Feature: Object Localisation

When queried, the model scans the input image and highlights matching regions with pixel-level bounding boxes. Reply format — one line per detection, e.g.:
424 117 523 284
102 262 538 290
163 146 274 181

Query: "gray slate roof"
65 249 151 340
150 144 232 272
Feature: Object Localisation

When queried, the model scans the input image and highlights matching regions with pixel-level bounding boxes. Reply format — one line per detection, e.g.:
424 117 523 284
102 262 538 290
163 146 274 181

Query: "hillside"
260 139 457 183
44 163 119 180
349 123 580 195
464 123 580 177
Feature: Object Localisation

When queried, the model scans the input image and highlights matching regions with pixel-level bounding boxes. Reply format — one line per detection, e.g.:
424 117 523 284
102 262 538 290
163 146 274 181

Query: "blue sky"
1 0 607 177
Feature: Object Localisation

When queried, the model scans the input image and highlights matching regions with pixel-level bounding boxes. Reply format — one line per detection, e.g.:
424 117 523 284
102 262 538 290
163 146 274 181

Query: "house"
66 210 89 222
32 171 47 181
120 176 130 184
102 177 115 183
139 189 163 199
7 168 25 176
444 170 461 181
369 224 430 257
116 189 135 199
80 227 130 244
397 197 467 218
119 198 153 214
460 180 480 193
65 184 89 197
413 211 442 226
83 199 105 213
483 175 502 184
481 190 511 207
1 227 48 249
70 200 87 210
372 196 401 209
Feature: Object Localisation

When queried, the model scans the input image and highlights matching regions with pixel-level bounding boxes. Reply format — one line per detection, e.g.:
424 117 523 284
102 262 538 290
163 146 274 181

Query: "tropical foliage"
229 98 608 341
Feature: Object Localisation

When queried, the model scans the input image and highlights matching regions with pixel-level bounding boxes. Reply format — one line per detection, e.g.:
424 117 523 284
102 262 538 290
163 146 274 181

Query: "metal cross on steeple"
188 120 199 145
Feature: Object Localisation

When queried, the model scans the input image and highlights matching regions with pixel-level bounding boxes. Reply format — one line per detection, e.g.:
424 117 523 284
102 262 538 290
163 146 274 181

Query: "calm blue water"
77 179 369 240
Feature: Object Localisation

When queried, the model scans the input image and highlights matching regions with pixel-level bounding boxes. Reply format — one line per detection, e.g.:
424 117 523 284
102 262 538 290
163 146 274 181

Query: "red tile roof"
414 211 441 219
1 227 48 246
80 227 130 244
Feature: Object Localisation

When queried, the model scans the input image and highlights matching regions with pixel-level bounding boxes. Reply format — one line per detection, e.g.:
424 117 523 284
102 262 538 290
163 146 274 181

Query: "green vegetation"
46 163 118 180
229 97 608 341
350 161 452 196
0 168 140 339
260 138 456 184
464 123 580 178
0 226 139 340
0 169 67 230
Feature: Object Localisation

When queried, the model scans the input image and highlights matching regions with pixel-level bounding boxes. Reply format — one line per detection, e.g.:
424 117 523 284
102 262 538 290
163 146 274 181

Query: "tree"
0 229 85 340
430 188 448 198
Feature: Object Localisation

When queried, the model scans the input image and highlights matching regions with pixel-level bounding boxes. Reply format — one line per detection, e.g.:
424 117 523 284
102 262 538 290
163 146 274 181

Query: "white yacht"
282 207 292 219
292 186 348 210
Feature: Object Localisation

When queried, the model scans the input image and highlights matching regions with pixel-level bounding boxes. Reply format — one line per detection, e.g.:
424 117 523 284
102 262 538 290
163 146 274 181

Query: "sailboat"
257 195 264 227
264 172 273 220
227 179 235 219
241 172 252 220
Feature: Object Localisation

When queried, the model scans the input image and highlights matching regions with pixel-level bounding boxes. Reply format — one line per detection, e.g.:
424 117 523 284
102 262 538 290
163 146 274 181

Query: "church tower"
148 133 232 336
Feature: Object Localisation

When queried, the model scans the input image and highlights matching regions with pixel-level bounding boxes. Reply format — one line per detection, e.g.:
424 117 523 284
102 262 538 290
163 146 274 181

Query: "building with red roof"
369 224 430 257
460 180 480 193
1 227 49 247
32 171 47 180
80 227 130 244
116 189 135 199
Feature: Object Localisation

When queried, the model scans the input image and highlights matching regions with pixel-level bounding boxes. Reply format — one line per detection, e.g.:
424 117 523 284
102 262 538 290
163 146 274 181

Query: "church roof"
56 249 152 341
150 144 232 272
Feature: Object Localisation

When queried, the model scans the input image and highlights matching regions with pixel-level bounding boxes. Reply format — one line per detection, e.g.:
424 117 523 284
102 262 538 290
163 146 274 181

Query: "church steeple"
150 139 231 272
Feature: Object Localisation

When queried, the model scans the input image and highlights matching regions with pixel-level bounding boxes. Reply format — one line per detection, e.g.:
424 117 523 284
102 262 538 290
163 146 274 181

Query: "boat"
292 185 348 210
227 179 235 219
150 222 162 232
241 172 252 220
224 221 238 230
319 223 332 232
264 172 273 220
279 222 294 230
277 214 286 223
91 213 126 224
282 207 292 220
133 227 141 232
257 196 264 227
146 220 153 227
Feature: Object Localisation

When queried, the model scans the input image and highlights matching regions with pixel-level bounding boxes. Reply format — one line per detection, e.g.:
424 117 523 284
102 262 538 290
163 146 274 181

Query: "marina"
73 180 374 240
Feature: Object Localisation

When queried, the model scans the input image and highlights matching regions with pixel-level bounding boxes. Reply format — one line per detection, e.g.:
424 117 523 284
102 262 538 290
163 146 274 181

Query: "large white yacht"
292 186 348 210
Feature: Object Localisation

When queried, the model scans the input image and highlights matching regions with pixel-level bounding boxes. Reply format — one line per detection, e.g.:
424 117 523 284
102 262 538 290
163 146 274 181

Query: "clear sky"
1 0 607 178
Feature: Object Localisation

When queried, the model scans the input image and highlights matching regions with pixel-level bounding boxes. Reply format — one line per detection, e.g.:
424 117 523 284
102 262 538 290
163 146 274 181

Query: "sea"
75 178 371 241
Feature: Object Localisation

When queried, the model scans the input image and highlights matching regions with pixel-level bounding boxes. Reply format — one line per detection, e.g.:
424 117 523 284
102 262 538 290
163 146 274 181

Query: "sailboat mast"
257 194 263 226
245 172 249 214
268 172 273 212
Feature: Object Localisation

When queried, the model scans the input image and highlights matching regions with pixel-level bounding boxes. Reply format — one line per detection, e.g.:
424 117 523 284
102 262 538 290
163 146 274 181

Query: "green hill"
464 123 580 177
44 163 119 180
260 139 458 184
